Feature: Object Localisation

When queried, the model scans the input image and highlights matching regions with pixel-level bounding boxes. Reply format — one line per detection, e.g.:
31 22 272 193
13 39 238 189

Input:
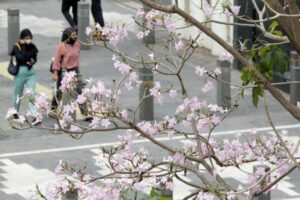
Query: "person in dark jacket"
10 29 41 126
61 0 79 27
91 0 105 27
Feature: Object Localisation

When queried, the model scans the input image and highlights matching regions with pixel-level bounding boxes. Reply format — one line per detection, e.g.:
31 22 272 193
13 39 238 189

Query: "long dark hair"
61 27 77 42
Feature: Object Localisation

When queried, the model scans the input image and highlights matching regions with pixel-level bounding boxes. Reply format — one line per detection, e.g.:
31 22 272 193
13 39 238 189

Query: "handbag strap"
15 43 21 51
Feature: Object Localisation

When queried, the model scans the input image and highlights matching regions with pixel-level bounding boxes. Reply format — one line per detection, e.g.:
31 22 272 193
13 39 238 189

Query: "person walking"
91 0 105 27
52 27 92 121
10 29 41 126
61 0 79 27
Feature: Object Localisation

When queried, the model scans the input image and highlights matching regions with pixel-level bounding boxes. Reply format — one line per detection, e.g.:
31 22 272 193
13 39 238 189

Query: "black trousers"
51 70 63 111
91 0 105 27
61 0 79 27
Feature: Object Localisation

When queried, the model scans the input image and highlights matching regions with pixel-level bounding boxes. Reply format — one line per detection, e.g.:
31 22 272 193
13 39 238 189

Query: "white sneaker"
32 117 42 126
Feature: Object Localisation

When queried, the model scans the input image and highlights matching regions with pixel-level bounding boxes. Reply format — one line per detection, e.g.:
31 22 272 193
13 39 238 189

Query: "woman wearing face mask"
52 27 92 121
10 28 41 126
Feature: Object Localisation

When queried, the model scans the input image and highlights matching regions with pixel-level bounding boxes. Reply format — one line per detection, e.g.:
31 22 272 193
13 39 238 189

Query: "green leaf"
159 197 172 200
272 30 283 36
269 21 279 30
150 188 158 198
252 86 263 108
258 45 270 57
241 67 254 86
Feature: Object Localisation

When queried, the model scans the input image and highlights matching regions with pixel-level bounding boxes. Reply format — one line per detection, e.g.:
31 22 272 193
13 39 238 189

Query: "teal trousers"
13 66 37 117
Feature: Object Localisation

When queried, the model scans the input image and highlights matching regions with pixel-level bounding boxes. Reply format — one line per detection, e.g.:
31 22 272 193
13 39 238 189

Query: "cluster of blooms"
179 131 294 169
149 81 163 104
59 71 77 92
86 24 129 46
136 7 176 34
44 173 122 200
218 52 234 63
175 97 226 131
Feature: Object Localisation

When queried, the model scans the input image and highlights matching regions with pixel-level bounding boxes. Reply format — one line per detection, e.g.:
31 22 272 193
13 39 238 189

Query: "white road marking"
0 9 66 37
0 124 299 158
90 148 112 176
0 158 56 199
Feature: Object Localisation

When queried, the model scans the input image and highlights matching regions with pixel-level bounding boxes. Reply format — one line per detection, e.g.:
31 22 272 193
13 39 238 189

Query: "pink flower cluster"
59 71 77 92
142 9 176 33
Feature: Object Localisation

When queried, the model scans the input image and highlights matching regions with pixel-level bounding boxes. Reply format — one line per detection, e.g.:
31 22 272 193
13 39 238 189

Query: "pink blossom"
63 103 76 115
197 192 215 200
70 125 81 132
219 52 234 63
121 109 128 120
101 119 111 128
150 81 163 104
89 186 106 199
125 81 133 91
60 71 77 92
35 93 50 111
203 3 213 18
90 117 101 128
56 178 69 193
195 66 207 77
201 80 213 93
129 71 139 82
76 94 87 104
109 26 128 46
277 164 289 176
136 7 145 17
137 121 157 135
214 67 222 76
113 89 122 101
168 130 174 140
230 6 240 15
169 89 177 98
255 167 266 176
211 115 221 125
91 81 111 97
208 104 222 112
165 181 173 190
197 117 210 130
91 100 102 111
114 60 131 75
112 54 117 61
45 183 59 200
54 160 64 175
175 40 184 51
164 18 175 32
172 152 185 165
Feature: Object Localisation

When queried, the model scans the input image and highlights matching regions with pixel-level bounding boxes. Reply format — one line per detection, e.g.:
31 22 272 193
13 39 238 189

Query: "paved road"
0 0 300 199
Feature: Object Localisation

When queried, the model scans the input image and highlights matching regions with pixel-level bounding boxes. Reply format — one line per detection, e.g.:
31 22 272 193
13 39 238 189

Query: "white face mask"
25 39 32 44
